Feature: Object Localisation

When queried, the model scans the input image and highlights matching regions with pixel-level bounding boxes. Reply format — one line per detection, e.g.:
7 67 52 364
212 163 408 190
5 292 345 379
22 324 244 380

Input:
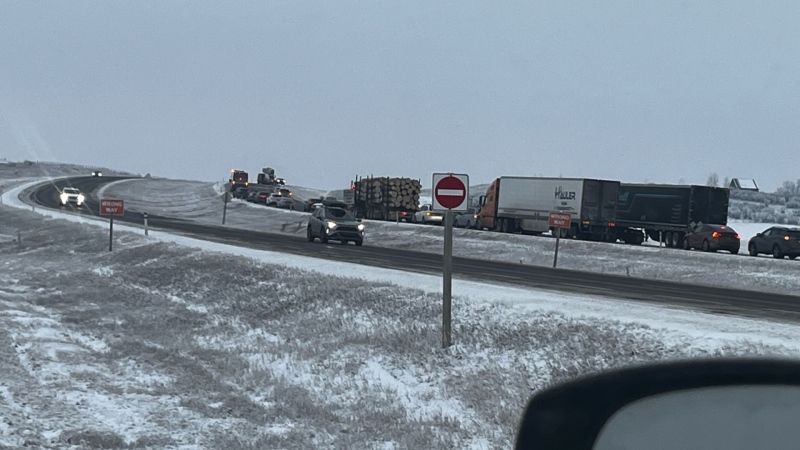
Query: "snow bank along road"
25 176 800 324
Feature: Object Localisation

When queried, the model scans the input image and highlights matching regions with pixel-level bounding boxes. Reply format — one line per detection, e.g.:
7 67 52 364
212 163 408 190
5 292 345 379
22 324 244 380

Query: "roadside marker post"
143 212 149 236
222 192 230 225
99 199 125 251
432 173 469 348
549 212 571 268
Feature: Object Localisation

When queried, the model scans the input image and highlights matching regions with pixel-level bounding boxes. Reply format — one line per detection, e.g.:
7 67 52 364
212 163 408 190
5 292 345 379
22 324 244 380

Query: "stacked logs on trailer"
353 176 422 221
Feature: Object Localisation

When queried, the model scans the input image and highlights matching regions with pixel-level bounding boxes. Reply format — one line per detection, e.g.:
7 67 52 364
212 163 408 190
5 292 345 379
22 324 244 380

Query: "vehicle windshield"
325 208 356 221
63 188 79 194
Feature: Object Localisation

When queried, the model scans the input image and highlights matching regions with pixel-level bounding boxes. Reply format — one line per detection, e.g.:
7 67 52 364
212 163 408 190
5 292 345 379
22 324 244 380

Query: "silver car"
453 207 479 228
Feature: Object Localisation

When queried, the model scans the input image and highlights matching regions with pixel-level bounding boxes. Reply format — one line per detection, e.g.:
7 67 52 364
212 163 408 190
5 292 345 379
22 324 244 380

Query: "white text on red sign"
548 212 571 228
100 199 125 216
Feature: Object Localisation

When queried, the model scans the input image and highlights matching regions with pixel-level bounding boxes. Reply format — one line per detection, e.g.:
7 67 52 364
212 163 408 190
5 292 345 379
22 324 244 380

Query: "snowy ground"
99 177 800 296
3 172 800 448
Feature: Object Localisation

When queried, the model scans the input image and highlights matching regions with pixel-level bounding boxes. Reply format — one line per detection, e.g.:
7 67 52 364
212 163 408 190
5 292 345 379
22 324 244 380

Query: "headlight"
60 193 68 202
357 223 365 231
77 194 85 203
326 221 337 229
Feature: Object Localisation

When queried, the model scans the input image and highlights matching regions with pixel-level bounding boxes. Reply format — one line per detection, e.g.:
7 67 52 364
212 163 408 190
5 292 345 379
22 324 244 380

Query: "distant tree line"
703 172 800 224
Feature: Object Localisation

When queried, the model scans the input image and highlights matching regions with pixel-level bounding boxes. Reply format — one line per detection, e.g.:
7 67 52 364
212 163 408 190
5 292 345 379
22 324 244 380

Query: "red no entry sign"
432 173 469 211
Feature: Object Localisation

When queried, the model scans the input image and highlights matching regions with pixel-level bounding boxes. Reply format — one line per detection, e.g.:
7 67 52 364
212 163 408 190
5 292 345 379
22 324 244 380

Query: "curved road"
28 176 800 323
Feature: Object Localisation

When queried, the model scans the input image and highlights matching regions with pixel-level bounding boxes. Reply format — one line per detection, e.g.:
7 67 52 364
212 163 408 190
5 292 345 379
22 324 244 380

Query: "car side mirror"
515 358 800 450
357 218 362 222
757 233 763 237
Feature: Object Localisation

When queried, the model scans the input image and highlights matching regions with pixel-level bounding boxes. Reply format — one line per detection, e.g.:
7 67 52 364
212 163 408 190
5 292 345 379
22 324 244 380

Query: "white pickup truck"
59 187 86 207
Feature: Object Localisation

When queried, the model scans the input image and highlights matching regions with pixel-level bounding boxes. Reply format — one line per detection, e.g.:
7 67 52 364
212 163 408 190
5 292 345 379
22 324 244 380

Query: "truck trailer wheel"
664 231 673 248
671 232 683 248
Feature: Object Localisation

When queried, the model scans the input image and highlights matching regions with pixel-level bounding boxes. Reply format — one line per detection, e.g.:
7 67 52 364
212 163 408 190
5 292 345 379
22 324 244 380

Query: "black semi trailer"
615 184 730 247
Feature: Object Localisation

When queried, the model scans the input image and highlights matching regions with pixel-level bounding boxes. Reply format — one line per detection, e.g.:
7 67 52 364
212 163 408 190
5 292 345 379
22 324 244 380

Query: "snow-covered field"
2 169 800 448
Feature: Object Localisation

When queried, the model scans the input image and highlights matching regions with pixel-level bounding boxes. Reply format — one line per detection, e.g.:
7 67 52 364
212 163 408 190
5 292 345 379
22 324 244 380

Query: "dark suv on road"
307 205 365 246
748 226 800 259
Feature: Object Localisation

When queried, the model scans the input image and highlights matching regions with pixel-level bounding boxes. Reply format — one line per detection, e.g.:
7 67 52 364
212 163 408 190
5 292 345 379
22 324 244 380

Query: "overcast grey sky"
1 1 798 191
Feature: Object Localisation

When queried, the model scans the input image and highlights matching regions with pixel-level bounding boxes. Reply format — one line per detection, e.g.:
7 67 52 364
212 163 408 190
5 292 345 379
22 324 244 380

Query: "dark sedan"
748 226 800 259
232 187 249 199
305 198 324 212
682 224 740 254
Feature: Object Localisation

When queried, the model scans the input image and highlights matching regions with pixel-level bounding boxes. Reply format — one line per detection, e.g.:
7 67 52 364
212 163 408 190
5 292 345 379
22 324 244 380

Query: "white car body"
267 193 293 208
59 187 86 206
413 204 443 224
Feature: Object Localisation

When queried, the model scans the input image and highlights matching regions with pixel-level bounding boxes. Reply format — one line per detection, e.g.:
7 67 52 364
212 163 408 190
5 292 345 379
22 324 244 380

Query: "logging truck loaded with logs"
351 175 421 222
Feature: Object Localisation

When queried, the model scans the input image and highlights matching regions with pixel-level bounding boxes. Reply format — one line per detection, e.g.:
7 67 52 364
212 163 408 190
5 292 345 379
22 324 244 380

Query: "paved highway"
28 176 800 323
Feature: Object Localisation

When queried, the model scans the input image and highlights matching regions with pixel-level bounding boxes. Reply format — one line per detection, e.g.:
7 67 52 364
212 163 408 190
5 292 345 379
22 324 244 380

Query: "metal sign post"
109 216 114 251
553 228 561 268
442 209 453 347
222 192 230 225
433 173 469 349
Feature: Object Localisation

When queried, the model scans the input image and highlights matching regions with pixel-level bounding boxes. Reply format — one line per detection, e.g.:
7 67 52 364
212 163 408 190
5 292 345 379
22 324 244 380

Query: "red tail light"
608 222 616 227
736 234 741 239
712 231 721 238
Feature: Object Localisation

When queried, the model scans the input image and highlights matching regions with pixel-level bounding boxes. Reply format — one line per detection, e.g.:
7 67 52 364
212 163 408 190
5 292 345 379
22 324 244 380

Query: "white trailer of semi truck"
476 176 619 240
